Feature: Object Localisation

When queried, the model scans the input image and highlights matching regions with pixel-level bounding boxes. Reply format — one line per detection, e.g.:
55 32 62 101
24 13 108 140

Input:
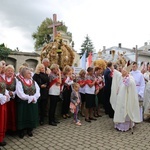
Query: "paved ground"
1 112 150 150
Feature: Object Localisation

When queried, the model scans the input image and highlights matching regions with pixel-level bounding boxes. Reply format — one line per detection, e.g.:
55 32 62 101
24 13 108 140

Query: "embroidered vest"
0 76 6 94
6 77 16 91
21 80 36 96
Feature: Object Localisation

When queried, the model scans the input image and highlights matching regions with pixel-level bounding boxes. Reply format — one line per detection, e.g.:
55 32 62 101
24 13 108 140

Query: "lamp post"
135 45 138 62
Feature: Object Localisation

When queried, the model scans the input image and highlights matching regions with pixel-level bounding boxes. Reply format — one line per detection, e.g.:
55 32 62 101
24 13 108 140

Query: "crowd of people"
0 58 150 147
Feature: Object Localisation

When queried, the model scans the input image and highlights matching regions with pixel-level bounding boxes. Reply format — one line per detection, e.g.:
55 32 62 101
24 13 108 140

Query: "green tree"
0 43 12 60
80 35 95 57
32 18 72 50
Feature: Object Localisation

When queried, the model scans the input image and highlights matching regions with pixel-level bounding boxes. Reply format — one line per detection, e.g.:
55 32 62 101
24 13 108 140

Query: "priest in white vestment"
130 62 145 99
112 65 141 132
110 69 122 111
143 64 150 120
130 62 145 122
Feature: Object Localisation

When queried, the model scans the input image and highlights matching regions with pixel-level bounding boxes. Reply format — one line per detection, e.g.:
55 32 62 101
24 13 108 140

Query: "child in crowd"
70 83 81 126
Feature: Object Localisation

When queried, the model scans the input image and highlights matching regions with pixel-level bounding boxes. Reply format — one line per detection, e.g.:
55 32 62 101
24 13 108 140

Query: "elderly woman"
33 64 49 125
0 62 10 147
5 65 17 132
16 67 40 138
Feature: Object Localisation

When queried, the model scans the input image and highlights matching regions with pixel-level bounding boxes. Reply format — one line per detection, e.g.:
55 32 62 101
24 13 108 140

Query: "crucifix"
48 14 62 41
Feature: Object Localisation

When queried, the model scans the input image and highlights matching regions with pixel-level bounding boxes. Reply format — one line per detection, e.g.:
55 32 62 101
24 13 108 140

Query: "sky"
0 0 150 52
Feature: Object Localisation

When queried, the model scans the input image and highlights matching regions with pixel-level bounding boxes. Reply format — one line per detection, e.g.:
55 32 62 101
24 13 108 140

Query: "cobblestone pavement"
1 113 150 150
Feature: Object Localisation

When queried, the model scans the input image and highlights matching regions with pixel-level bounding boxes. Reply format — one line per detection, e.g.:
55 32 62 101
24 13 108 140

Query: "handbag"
70 102 76 113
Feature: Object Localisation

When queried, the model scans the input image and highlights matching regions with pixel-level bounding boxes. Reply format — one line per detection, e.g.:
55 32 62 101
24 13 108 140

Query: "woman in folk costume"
143 64 150 120
48 64 61 126
33 64 49 125
16 67 40 138
61 65 74 119
84 67 97 122
112 64 141 132
5 65 17 132
77 69 86 117
0 62 10 147
16 65 27 80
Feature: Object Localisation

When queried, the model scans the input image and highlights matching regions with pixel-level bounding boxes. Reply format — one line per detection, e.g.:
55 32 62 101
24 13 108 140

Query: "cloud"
0 0 150 52
0 23 34 51
0 0 49 30
0 0 55 51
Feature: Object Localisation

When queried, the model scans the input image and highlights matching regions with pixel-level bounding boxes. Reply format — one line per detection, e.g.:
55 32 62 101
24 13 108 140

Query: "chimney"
103 46 106 53
103 46 106 51
118 43 121 48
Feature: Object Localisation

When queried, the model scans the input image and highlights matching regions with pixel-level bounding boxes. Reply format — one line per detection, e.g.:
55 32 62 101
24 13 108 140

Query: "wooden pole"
48 14 62 41
135 45 138 62
53 14 57 41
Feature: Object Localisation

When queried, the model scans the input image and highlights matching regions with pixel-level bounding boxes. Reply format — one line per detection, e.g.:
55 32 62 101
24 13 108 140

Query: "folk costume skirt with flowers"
16 99 39 130
0 104 7 142
6 98 17 131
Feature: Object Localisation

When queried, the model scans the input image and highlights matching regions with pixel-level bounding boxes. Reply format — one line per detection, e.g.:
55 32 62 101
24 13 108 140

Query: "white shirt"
16 78 40 104
0 90 10 105
49 73 61 96
49 84 60 95
85 75 95 94
130 70 145 98
77 77 86 94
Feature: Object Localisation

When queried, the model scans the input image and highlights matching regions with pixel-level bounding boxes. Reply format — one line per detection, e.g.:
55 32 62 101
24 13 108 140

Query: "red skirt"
0 104 7 142
6 99 16 131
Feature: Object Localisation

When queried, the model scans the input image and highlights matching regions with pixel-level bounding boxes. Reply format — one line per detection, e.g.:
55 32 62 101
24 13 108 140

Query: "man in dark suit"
103 62 114 118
